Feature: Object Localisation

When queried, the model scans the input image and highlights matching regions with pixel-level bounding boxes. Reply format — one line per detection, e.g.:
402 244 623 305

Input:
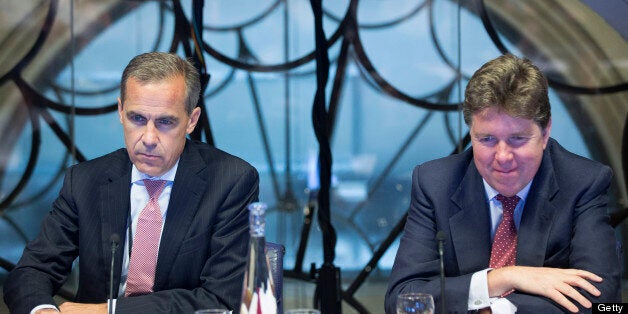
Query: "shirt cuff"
469 268 492 310
31 304 59 314
490 297 517 314
468 268 517 314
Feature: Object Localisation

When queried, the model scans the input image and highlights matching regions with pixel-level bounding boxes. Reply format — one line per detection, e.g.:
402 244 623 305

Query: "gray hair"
120 52 201 114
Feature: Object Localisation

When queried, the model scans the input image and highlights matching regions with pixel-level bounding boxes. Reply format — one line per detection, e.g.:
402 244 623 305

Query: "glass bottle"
240 202 277 313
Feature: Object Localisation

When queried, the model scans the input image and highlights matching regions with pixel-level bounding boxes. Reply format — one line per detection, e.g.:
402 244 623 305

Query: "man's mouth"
139 152 159 159
494 168 516 175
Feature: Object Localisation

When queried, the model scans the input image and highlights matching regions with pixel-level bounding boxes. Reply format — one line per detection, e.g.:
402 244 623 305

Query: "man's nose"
142 122 158 146
495 141 514 163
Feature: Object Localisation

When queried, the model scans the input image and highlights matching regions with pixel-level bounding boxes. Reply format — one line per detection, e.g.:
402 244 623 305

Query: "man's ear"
186 107 201 134
117 97 124 124
542 118 552 149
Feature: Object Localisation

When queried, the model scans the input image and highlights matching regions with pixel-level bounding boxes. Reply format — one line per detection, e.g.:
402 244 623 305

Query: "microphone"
436 231 446 314
109 233 120 314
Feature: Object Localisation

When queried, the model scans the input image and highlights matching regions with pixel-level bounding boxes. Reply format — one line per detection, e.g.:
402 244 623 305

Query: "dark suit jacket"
4 140 259 314
385 138 621 313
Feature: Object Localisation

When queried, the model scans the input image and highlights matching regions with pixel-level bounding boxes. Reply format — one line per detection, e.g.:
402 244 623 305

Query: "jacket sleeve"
507 165 621 313
3 166 81 314
385 165 474 314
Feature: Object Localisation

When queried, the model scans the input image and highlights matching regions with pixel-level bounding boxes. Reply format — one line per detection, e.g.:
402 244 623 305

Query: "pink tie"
125 179 167 297
489 194 520 269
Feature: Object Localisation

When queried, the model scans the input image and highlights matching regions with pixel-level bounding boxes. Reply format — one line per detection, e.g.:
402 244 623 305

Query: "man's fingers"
569 276 602 297
505 266 605 313
545 269 602 312
556 283 593 310
566 269 603 283
547 288 580 313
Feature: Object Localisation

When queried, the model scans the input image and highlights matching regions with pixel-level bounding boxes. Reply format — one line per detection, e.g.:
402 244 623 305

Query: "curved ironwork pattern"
476 0 628 94
0 0 626 312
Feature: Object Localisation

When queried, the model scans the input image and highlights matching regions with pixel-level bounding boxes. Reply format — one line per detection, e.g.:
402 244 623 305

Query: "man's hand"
59 302 107 314
487 266 602 313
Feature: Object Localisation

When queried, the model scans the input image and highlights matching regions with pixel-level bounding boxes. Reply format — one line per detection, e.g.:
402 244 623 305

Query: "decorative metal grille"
1 0 626 312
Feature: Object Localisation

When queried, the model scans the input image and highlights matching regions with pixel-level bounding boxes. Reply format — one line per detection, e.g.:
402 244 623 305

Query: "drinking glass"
285 309 321 314
396 293 435 314
194 309 230 314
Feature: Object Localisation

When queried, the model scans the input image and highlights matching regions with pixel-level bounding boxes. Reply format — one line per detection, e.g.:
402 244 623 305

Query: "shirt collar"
131 159 179 184
482 179 532 202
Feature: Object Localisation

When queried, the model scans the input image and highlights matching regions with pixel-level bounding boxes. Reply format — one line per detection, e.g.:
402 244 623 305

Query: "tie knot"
143 179 167 199
496 194 520 213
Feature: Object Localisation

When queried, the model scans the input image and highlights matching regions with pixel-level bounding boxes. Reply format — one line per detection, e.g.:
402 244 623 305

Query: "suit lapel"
99 150 132 297
449 162 493 274
517 147 558 266
154 142 208 290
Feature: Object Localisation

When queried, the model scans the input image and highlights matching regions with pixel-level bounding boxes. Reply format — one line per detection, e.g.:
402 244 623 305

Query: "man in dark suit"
3 52 258 313
385 54 621 313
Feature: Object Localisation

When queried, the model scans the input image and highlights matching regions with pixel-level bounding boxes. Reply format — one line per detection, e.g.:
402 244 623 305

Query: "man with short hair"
4 52 258 313
385 54 620 313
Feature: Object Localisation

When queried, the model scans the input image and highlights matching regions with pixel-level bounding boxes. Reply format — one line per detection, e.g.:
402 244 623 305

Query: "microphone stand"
109 234 120 314
436 231 446 314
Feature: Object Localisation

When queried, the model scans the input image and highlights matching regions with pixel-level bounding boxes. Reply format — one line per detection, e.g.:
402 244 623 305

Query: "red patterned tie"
125 179 167 297
489 194 520 269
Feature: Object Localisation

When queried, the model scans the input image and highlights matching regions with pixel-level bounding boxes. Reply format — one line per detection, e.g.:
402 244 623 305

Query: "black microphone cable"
436 231 446 314
109 233 120 314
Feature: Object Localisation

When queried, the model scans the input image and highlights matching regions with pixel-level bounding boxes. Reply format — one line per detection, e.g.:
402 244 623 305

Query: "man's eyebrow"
125 110 143 118
156 115 179 122
472 131 492 137
125 111 178 122
510 130 535 137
